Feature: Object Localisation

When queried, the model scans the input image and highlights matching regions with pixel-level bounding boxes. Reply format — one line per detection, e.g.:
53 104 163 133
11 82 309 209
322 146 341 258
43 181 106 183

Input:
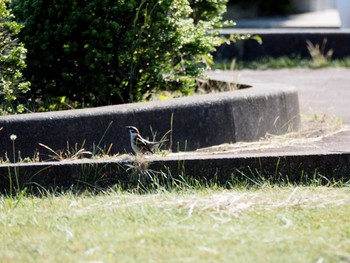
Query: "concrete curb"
0 83 300 161
1 149 349 192
216 29 350 60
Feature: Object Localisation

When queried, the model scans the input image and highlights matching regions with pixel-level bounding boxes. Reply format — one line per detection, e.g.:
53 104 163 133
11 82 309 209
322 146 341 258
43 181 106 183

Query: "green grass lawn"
1 186 350 262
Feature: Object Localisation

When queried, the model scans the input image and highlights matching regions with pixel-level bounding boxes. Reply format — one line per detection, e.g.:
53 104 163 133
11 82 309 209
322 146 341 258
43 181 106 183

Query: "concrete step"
216 28 350 60
1 128 349 192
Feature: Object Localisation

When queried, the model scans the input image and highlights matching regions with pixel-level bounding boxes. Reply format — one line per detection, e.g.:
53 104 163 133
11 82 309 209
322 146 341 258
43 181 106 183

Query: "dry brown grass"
196 113 346 154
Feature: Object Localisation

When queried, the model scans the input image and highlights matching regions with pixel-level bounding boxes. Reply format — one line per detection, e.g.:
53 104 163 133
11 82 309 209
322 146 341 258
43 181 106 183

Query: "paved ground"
210 68 350 124
206 68 350 155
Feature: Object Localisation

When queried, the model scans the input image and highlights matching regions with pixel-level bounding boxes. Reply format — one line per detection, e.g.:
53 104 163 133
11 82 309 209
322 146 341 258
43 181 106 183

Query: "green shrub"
12 0 228 108
0 0 30 114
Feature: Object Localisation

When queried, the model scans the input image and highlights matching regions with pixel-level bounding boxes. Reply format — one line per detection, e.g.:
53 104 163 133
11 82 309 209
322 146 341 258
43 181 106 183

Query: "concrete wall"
216 29 350 60
292 0 335 12
336 0 350 27
0 84 300 161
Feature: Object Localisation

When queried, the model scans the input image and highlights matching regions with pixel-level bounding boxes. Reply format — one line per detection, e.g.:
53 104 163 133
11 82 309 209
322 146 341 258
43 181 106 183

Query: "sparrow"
126 126 167 155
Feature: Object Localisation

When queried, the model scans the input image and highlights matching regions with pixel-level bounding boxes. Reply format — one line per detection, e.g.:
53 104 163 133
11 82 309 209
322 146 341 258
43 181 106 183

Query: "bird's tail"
149 139 168 152
150 139 168 146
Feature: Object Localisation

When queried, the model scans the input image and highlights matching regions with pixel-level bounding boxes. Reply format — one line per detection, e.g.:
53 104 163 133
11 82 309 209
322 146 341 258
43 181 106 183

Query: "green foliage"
12 0 228 108
0 0 30 114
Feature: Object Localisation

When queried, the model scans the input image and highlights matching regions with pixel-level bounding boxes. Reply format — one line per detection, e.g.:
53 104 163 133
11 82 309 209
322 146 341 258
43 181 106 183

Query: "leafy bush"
12 0 228 108
0 0 30 114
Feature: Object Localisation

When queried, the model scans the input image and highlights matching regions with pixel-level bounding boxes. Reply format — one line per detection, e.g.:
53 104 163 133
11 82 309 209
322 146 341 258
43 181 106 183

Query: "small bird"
126 126 167 155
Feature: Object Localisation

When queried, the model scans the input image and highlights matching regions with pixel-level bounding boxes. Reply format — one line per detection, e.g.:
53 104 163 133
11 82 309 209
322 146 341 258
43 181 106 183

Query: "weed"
92 121 114 156
307 38 333 68
169 112 174 151
39 142 92 161
10 134 17 162
6 187 27 209
7 134 23 196
37 121 115 161
123 156 173 193
231 165 350 189
149 126 172 154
